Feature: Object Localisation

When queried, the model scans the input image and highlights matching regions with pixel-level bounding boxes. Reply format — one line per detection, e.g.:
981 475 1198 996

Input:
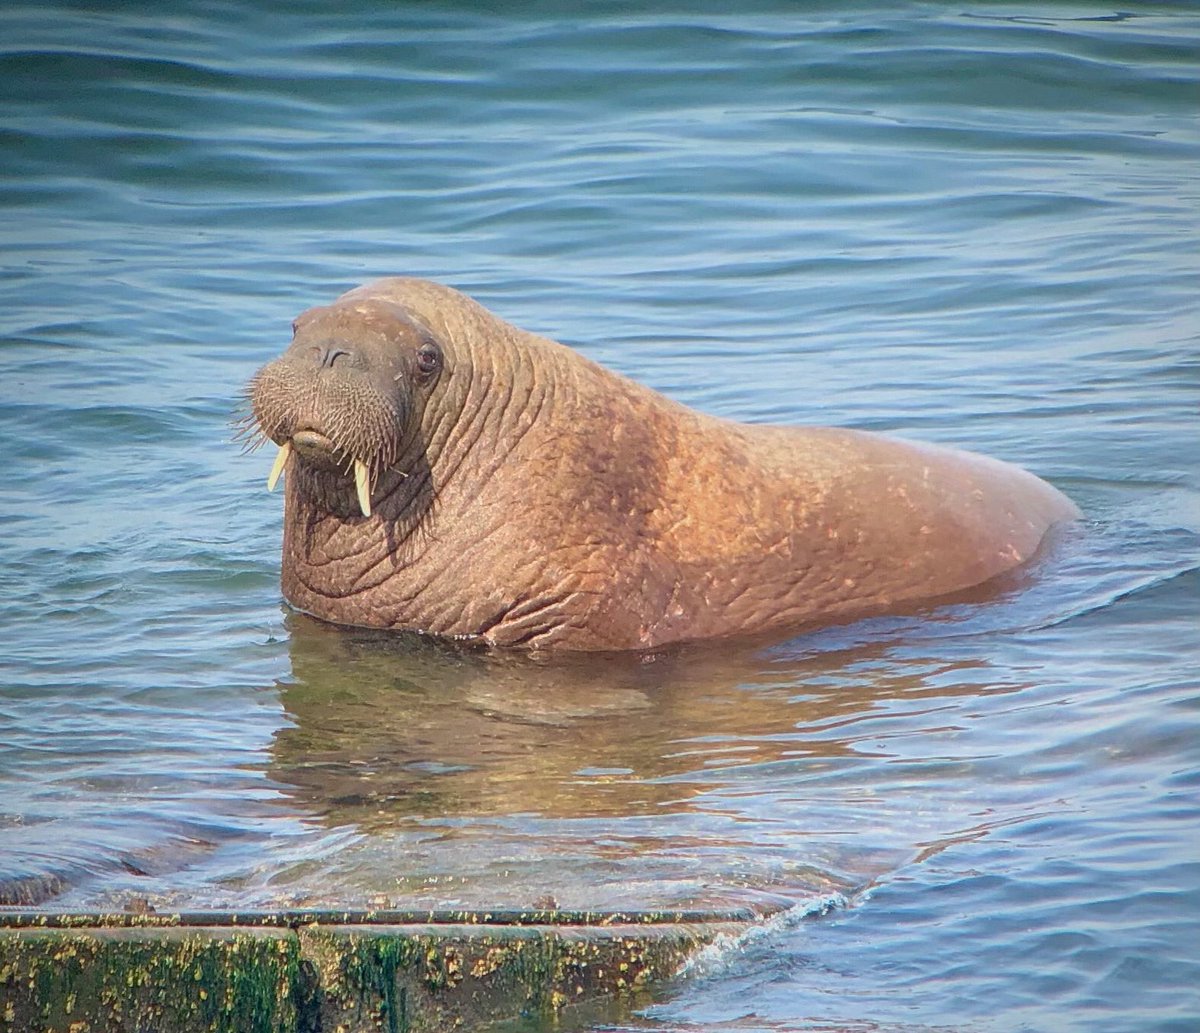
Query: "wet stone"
0 916 744 1032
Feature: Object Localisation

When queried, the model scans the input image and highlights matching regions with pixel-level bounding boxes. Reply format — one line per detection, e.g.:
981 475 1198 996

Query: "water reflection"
268 611 1022 832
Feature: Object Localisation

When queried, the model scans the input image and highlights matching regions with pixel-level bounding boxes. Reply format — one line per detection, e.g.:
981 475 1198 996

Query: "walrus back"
638 419 1078 643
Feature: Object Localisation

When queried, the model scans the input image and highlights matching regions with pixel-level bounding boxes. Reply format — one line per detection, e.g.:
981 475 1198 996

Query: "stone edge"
0 913 750 1032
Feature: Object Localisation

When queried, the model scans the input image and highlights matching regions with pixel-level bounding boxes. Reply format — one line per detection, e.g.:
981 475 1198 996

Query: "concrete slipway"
0 906 768 1032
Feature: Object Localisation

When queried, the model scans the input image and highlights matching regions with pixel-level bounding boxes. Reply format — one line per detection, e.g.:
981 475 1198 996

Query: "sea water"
2 3 1198 1030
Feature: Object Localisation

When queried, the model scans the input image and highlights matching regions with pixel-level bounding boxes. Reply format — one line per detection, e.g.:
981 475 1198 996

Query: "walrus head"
244 299 446 518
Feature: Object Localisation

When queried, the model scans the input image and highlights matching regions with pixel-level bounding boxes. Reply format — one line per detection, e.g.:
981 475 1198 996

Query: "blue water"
2 2 1199 1030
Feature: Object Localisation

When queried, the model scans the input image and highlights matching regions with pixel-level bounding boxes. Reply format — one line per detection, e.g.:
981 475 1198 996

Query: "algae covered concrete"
0 926 297 1033
0 910 750 1032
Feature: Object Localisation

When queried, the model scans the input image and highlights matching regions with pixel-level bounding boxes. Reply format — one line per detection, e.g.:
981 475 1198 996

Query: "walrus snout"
247 352 410 518
246 300 447 518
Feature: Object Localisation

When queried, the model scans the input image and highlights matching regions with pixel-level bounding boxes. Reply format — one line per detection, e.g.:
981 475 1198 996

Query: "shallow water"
2 2 1199 1030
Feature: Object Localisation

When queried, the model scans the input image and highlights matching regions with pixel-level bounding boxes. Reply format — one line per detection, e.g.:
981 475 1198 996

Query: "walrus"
245 278 1079 651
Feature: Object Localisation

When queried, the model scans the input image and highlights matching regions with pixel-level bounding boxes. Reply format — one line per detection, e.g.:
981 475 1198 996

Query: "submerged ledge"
0 908 759 1032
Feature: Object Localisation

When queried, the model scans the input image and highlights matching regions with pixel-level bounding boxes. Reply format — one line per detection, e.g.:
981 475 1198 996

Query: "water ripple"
2 2 1199 1029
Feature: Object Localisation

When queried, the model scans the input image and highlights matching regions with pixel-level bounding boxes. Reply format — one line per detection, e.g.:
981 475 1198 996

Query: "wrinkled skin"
247 278 1080 651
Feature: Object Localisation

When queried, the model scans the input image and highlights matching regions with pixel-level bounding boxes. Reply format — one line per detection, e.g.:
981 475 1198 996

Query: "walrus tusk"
354 458 372 517
267 441 291 492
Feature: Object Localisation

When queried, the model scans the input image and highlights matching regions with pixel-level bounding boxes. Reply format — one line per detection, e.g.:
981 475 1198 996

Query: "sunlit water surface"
2 3 1198 1031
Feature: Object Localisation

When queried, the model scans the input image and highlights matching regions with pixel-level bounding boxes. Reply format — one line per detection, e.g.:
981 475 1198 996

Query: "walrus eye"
415 341 442 379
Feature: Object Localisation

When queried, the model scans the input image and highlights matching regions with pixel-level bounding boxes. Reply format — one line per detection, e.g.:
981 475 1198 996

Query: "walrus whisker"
232 430 264 455
229 403 269 453
235 429 272 456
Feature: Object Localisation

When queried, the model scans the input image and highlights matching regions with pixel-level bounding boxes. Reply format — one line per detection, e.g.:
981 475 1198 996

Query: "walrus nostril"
308 345 353 369
316 345 350 367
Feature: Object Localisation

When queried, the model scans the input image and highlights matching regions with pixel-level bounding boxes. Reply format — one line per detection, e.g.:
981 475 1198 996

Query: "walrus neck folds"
279 322 557 617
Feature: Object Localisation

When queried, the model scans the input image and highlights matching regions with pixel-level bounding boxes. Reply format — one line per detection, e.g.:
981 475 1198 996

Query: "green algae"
0 916 744 1032
299 923 720 1032
0 927 297 1033
299 926 421 1033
